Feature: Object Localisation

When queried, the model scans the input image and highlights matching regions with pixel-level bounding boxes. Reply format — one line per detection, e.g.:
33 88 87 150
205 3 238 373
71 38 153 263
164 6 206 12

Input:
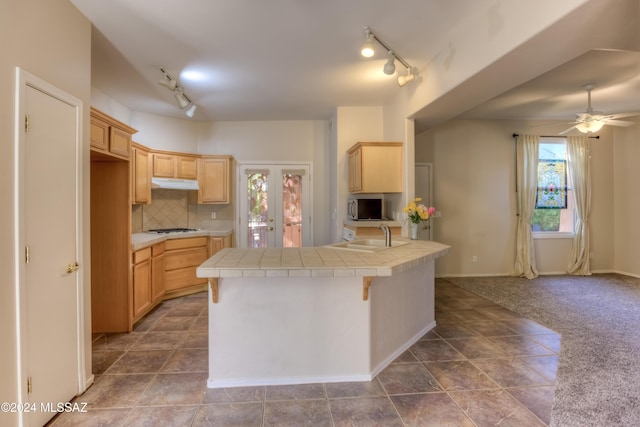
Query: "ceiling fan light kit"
560 84 636 134
360 26 417 87
159 67 197 118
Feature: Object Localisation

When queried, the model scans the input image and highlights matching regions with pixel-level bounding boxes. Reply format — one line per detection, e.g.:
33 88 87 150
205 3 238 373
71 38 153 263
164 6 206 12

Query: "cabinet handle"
268 226 274 231
66 263 79 273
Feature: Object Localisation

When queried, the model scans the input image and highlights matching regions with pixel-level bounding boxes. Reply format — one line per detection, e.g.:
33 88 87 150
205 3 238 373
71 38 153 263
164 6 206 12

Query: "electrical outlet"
472 256 478 262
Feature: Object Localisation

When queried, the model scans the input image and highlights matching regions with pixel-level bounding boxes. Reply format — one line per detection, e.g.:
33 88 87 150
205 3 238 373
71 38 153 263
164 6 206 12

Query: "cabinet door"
110 127 131 158
132 258 152 320
153 153 176 178
90 117 109 151
348 148 362 193
151 244 165 304
198 157 230 204
209 235 230 256
177 156 198 179
132 147 151 204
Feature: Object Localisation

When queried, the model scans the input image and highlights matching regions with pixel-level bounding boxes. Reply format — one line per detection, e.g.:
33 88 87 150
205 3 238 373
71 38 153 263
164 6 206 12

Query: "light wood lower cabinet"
132 243 165 323
164 237 209 299
209 234 232 255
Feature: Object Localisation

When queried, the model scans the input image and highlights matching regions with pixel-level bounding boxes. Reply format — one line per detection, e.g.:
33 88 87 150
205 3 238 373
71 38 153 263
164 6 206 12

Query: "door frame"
236 161 313 248
415 162 434 241
14 67 87 418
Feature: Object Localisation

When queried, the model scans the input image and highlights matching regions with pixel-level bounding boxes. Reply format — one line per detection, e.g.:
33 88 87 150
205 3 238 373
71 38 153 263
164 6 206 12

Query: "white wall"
417 119 622 277
613 119 640 276
0 0 92 421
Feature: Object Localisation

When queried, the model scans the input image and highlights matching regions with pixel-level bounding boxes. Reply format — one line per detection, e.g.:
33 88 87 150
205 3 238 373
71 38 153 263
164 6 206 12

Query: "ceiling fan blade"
559 125 578 135
608 112 640 119
605 119 635 127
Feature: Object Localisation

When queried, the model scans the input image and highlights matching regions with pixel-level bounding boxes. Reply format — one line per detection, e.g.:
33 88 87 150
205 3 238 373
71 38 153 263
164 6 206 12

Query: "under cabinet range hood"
151 177 200 190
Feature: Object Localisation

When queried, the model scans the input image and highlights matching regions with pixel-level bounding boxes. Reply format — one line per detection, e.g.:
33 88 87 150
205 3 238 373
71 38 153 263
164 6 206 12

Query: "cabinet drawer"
164 247 208 270
165 267 206 291
165 236 208 251
133 247 152 264
152 243 165 256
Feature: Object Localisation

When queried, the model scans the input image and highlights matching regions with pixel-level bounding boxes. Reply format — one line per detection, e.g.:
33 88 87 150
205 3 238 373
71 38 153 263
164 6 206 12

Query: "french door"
239 164 312 248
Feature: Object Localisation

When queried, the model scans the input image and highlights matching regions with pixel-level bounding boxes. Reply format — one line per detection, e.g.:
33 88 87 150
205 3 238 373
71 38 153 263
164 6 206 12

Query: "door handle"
268 226 274 231
66 263 79 273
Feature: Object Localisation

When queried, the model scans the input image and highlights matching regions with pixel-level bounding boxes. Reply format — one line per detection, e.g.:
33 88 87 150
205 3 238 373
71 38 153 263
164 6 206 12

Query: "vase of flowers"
403 198 435 240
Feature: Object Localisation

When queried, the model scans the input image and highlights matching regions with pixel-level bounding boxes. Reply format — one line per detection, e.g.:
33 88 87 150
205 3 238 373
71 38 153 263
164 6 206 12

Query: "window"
531 138 575 236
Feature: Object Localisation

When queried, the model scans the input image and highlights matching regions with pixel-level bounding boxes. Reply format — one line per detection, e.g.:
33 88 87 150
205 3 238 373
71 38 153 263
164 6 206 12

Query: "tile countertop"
196 239 450 278
132 229 233 251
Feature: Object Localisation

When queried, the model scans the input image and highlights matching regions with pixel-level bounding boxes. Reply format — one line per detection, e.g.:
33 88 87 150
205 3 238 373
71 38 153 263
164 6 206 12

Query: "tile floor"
48 279 560 426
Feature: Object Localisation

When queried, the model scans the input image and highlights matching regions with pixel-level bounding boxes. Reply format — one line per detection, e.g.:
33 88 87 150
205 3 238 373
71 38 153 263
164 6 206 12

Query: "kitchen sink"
325 239 409 253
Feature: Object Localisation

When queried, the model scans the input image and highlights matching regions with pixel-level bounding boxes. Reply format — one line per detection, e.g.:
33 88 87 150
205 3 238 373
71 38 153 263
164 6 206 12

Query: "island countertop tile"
197 239 450 278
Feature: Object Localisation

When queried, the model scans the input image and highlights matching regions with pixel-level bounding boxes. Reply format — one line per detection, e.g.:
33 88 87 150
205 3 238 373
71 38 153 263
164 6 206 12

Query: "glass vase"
410 222 419 240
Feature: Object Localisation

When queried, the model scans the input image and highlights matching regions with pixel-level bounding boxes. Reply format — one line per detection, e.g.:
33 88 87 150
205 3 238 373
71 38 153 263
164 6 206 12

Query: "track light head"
361 27 375 58
185 104 197 118
397 67 417 87
383 51 396 75
159 77 177 90
175 90 190 109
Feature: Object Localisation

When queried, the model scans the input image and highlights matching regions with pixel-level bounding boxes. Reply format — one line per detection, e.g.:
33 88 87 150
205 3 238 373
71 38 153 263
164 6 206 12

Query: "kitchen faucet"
378 223 391 247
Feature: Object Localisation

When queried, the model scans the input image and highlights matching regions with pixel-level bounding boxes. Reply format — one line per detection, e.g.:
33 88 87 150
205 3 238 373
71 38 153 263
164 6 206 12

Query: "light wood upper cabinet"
152 152 199 179
198 156 232 204
347 142 403 193
132 143 151 205
177 156 198 179
90 107 136 160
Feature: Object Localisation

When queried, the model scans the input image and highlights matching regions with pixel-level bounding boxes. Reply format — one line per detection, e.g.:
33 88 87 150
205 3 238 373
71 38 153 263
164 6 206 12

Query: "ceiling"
70 0 640 132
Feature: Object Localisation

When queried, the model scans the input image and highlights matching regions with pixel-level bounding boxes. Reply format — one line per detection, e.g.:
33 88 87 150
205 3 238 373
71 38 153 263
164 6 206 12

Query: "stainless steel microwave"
347 198 383 220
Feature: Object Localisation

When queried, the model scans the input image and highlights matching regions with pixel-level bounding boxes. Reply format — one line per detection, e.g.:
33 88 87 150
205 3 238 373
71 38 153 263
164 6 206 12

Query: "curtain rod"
512 133 599 139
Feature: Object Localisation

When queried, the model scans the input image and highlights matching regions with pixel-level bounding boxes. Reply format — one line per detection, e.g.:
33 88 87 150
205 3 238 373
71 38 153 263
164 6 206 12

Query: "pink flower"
428 207 436 216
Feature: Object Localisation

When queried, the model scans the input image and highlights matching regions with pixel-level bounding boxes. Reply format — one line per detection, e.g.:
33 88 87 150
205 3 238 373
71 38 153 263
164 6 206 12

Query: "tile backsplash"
131 189 234 233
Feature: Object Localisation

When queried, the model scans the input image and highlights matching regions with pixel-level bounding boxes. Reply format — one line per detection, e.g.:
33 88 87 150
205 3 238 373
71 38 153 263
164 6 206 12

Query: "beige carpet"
443 274 640 427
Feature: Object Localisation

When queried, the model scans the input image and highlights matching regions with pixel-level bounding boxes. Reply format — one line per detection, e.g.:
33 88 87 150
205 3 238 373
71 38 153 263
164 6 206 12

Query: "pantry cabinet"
152 152 199 179
90 107 135 160
164 237 209 299
347 142 403 193
198 155 232 204
90 108 137 333
131 143 151 204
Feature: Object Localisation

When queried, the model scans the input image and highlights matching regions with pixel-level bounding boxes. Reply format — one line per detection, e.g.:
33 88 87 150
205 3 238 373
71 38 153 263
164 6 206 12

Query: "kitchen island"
196 238 449 388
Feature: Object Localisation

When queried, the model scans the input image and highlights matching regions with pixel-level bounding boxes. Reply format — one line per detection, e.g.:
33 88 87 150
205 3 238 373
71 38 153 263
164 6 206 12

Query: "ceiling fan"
560 84 638 135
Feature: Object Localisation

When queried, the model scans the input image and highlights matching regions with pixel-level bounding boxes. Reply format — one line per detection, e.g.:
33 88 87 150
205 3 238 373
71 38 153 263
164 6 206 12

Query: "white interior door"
415 163 433 241
18 70 82 426
238 164 312 248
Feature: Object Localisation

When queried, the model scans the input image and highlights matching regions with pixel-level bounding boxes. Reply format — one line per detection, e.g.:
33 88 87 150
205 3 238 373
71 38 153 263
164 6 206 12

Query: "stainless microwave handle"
347 200 354 218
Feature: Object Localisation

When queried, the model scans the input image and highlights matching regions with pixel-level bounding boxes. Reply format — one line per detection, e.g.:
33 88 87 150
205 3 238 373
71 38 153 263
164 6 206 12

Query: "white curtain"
566 135 591 275
513 135 539 279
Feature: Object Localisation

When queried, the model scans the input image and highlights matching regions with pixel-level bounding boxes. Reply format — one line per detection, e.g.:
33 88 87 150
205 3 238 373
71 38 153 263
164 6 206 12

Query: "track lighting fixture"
361 28 375 58
184 104 197 118
360 27 417 86
158 67 198 118
397 67 417 87
383 51 396 75
174 90 190 109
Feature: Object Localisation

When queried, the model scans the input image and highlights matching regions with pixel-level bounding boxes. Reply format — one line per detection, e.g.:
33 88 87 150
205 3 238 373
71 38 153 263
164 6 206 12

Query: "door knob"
66 263 79 273
268 226 274 231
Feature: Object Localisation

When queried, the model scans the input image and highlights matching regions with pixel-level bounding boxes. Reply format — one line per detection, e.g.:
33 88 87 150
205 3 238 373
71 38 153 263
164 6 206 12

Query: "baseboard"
438 270 640 279
207 373 373 389
369 320 437 379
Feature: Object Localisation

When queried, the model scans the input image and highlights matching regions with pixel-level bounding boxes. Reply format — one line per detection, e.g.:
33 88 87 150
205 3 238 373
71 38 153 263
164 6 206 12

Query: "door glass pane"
247 172 269 248
282 173 302 247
